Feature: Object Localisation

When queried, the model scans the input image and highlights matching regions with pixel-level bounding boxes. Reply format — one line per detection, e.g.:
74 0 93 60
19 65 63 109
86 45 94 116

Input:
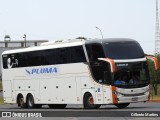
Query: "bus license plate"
132 97 138 101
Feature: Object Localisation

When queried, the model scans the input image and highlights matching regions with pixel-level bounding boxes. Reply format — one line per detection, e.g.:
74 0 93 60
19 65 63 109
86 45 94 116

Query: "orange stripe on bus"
104 58 116 72
111 86 118 104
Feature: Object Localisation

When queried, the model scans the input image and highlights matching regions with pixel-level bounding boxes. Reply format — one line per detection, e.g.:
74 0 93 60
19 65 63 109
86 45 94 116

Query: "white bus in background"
1 38 159 109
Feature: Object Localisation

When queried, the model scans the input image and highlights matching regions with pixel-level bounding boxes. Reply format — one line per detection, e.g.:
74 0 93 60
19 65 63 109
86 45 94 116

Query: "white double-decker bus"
1 38 158 109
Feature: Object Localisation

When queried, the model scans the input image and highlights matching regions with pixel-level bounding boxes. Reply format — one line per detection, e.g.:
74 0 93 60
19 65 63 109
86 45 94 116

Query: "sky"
0 0 157 54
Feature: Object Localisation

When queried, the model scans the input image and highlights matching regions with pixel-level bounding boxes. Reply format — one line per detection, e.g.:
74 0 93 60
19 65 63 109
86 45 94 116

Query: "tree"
76 37 87 40
147 54 160 95
155 54 160 83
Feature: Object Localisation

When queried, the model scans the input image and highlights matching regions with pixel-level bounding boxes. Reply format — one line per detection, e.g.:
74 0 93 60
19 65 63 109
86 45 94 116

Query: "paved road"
0 91 160 119
0 102 160 110
0 102 159 120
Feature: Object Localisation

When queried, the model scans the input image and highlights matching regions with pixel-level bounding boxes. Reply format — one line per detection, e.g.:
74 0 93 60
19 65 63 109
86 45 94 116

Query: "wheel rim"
88 96 94 104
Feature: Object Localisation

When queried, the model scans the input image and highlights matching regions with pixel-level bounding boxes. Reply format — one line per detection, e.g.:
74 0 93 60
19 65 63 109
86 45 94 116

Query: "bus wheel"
26 94 35 108
48 104 67 109
115 103 130 109
17 95 26 108
83 93 101 109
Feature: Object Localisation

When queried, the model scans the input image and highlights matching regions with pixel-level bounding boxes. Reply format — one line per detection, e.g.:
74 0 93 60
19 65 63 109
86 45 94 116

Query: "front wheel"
115 103 130 109
83 93 101 109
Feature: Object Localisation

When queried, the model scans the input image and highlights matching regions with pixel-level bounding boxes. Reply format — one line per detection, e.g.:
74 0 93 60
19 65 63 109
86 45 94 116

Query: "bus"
1 38 158 109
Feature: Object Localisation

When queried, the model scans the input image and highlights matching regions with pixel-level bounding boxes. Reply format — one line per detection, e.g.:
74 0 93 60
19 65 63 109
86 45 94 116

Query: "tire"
48 104 67 109
83 93 101 109
17 95 27 108
26 94 35 108
115 103 130 109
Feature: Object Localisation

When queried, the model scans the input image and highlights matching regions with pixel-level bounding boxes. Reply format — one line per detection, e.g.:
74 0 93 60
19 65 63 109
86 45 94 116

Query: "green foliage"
148 60 157 83
76 37 87 40
155 54 160 82
150 84 160 100
148 54 160 83
0 97 4 104
147 54 160 95
0 80 2 90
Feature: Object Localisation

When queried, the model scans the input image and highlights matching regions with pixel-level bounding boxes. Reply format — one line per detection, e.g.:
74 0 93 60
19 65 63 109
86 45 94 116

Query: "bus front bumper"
113 85 150 103
116 93 149 103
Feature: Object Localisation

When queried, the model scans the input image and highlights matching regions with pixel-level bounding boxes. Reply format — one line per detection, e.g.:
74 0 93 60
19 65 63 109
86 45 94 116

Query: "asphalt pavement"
0 102 160 110
0 91 160 120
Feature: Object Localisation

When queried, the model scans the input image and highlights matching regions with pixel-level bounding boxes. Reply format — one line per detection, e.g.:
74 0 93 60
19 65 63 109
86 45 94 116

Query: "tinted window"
2 45 86 69
56 48 69 64
86 44 105 62
3 54 20 68
41 49 56 65
70 46 86 63
2 55 9 69
26 51 41 66
104 42 145 59
18 53 28 67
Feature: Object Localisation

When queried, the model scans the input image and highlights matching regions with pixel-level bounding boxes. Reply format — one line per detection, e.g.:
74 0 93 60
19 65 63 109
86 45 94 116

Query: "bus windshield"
113 61 150 88
104 42 145 59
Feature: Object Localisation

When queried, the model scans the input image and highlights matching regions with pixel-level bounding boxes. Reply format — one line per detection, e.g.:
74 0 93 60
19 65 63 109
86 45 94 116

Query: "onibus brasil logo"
25 67 59 76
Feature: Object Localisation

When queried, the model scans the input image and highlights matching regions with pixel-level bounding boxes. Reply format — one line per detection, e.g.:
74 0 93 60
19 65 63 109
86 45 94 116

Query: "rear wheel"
115 103 130 109
17 95 27 108
83 93 101 109
26 94 35 108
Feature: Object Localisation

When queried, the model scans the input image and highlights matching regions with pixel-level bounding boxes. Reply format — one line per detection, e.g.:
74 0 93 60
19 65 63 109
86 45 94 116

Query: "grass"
0 97 4 104
150 84 160 100
0 81 3 104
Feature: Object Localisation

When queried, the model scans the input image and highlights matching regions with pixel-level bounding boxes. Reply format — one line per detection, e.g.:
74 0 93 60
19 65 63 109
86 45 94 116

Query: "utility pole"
23 34 26 48
155 0 160 54
95 26 103 39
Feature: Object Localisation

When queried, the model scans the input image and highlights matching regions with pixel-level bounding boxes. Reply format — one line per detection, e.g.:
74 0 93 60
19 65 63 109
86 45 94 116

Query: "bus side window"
2 55 8 69
56 48 68 64
86 44 105 62
42 49 56 65
86 44 107 84
70 46 86 63
26 51 41 67
18 53 27 67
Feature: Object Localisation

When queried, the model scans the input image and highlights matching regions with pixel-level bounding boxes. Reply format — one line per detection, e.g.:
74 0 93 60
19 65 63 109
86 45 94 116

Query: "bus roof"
85 38 138 44
2 38 138 55
2 39 85 55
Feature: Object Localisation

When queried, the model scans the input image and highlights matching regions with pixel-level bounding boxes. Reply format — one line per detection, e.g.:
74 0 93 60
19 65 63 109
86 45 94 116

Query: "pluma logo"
25 67 59 76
